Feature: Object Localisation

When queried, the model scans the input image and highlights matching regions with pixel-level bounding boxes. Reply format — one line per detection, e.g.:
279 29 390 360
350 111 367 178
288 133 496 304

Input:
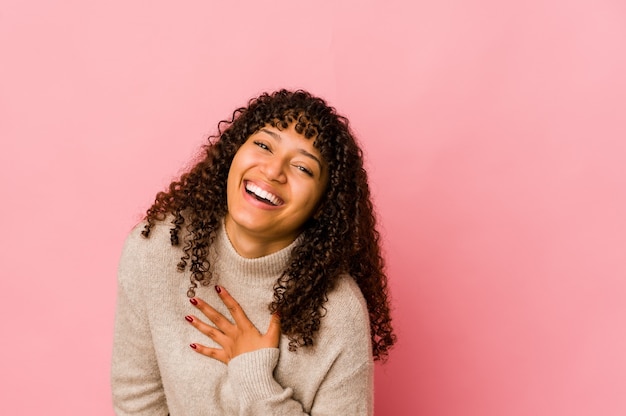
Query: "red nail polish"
185 315 193 323
190 343 197 349
215 285 221 294
189 298 198 305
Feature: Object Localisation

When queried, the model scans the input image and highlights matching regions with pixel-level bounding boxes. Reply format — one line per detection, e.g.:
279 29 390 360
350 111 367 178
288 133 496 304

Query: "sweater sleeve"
228 348 373 416
111 229 169 415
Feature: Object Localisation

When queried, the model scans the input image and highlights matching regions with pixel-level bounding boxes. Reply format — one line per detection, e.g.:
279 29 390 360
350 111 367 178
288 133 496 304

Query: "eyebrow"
260 128 323 172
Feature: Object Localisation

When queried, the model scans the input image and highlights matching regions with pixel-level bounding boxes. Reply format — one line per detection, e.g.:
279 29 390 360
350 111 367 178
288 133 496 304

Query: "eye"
253 141 271 151
294 164 314 177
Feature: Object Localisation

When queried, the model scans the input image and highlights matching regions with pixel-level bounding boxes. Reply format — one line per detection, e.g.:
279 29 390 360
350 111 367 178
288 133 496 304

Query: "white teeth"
245 182 281 205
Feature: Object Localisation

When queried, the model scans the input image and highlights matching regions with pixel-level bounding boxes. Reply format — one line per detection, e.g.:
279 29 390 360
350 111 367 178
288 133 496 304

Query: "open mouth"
245 182 283 206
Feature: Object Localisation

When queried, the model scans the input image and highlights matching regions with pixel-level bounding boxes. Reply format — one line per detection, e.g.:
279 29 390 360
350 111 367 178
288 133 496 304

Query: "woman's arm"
111 232 169 416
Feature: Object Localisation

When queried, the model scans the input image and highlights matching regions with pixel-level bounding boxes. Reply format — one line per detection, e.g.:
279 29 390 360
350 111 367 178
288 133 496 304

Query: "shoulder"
117 217 183 287
120 219 172 260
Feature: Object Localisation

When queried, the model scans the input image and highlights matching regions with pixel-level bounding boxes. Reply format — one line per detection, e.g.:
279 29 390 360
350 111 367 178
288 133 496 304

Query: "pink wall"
1 1 625 414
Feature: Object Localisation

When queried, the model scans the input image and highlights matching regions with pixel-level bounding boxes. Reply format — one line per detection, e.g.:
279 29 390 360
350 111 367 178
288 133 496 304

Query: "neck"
223 215 296 258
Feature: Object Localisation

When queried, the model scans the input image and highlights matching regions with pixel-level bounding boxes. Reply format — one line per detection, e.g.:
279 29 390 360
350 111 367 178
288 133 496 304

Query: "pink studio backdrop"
1 1 625 415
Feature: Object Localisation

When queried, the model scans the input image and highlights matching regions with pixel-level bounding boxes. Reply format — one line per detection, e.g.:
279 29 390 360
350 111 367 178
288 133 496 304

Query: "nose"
261 157 287 183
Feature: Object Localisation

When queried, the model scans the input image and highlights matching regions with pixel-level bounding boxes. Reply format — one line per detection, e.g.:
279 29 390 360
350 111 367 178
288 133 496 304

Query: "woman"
112 89 395 415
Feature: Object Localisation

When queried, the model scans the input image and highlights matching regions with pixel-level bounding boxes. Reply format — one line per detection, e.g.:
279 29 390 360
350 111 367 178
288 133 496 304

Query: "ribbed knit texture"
112 219 374 415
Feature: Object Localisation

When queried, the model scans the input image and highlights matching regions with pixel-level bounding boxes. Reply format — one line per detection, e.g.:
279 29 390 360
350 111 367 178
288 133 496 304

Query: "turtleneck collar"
211 221 302 288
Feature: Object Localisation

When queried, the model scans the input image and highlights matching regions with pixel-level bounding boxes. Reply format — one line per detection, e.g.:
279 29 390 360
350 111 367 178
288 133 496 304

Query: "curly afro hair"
142 89 396 360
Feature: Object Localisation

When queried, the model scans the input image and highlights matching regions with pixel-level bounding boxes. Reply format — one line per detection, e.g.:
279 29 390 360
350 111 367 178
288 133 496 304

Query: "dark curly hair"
142 89 396 360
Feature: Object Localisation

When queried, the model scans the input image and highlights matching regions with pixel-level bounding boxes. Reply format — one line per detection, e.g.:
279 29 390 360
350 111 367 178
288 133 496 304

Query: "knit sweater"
111 219 374 415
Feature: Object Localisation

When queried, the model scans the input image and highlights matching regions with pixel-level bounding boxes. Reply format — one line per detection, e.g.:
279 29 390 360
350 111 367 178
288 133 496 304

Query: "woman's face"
224 123 328 257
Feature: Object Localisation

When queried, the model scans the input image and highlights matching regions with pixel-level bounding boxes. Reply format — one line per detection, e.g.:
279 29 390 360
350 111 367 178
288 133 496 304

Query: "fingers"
214 285 254 330
189 343 228 364
187 287 280 362
189 296 233 334
184 314 229 346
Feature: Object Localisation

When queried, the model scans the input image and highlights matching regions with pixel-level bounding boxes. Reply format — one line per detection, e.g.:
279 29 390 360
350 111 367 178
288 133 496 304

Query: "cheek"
299 183 325 209
231 150 260 174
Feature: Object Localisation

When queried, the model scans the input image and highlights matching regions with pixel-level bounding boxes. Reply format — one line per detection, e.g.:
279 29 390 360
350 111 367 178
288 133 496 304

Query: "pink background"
1 1 625 414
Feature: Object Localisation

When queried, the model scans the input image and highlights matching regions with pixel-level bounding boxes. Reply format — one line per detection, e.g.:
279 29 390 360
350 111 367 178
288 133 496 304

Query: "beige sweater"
111 219 374 415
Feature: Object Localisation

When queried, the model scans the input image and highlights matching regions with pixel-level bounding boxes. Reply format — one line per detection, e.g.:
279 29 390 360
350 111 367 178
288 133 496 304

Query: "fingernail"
190 343 197 349
185 315 193 323
215 285 221 294
189 298 198 305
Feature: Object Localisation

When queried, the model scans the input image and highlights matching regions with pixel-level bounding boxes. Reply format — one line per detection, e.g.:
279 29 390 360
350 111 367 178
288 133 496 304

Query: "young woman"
111 89 396 415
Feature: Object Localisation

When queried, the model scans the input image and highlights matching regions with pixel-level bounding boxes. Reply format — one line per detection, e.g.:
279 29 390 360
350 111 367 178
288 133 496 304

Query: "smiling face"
224 124 328 258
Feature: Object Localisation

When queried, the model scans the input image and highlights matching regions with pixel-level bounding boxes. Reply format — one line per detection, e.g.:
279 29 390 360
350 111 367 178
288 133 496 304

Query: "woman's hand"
185 285 281 364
